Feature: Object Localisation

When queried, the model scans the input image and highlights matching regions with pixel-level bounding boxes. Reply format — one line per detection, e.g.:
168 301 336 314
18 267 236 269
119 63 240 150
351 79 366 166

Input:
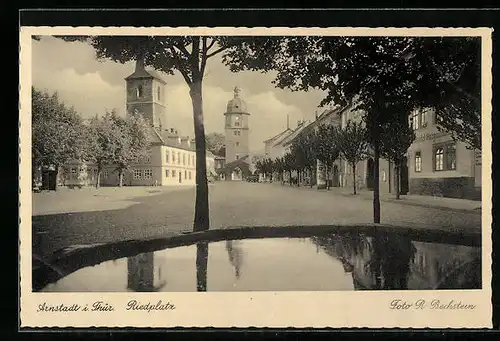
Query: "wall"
161 146 196 186
407 109 480 200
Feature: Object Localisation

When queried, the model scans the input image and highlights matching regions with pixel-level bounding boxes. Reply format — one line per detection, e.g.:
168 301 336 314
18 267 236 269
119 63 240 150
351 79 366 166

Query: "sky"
32 36 328 152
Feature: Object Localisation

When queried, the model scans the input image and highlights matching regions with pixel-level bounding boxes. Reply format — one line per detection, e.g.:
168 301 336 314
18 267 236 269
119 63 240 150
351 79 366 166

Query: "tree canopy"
32 87 86 170
223 36 481 149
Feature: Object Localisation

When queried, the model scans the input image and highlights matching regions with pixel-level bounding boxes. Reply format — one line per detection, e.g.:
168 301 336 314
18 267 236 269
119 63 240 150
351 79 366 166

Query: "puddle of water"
40 234 481 292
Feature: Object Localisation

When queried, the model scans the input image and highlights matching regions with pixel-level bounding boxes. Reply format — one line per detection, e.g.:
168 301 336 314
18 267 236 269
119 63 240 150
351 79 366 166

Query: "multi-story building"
56 58 215 188
407 108 481 200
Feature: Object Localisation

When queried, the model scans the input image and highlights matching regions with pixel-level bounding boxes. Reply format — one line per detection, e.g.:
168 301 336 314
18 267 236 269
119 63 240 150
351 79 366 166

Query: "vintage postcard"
19 26 493 328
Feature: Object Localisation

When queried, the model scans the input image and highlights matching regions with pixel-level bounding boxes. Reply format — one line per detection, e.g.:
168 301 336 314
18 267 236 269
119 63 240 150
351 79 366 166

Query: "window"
177 152 180 164
189 171 192 180
103 170 108 178
434 148 444 171
165 169 170 178
184 170 187 179
144 169 153 180
236 142 240 147
415 151 422 172
166 151 169 163
136 85 143 98
433 142 456 171
172 152 176 163
235 121 240 127
234 131 238 136
133 169 143 180
183 153 186 165
71 168 77 175
79 167 85 173
410 109 427 130
144 155 151 164
157 86 161 101
172 170 176 177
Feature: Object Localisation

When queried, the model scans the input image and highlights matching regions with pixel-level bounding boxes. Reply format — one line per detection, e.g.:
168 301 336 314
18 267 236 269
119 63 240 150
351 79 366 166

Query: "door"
178 171 182 183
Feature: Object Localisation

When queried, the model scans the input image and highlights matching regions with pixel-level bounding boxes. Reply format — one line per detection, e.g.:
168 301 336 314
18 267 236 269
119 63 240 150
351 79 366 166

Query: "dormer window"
136 85 143 98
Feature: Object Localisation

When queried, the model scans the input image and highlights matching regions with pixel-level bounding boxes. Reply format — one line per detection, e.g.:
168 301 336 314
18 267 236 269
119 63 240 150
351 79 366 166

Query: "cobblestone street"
32 181 482 259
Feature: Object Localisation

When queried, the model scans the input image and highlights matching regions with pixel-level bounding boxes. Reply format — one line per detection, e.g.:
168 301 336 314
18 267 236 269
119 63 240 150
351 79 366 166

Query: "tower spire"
135 55 145 72
233 86 241 98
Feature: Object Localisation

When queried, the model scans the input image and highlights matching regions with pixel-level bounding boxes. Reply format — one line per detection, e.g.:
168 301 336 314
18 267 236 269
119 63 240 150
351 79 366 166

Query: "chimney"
287 114 289 130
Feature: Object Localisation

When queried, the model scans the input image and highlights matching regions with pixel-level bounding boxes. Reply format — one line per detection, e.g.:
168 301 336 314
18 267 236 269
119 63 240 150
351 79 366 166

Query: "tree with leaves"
205 132 226 155
32 87 86 190
334 121 369 195
47 35 247 231
223 36 481 223
379 107 416 199
314 124 341 190
85 113 121 188
107 111 151 187
283 152 296 186
290 132 317 187
273 157 286 185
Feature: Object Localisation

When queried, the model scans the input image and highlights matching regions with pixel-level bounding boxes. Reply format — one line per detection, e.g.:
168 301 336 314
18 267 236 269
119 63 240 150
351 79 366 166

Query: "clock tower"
224 86 250 163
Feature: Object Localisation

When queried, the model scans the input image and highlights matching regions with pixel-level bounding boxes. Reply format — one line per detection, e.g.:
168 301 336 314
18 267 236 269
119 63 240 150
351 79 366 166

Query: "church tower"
125 57 167 130
224 86 250 163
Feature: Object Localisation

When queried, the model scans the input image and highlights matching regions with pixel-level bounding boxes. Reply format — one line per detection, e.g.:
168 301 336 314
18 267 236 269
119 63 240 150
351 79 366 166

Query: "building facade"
56 59 215 189
406 108 481 200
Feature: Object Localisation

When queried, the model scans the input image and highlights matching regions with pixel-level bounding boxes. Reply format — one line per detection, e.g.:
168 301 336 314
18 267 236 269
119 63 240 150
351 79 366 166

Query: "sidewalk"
32 185 194 216
266 181 482 214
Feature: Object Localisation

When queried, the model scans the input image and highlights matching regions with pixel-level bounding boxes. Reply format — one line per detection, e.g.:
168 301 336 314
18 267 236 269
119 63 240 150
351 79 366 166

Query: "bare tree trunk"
373 142 381 224
118 170 123 187
395 162 400 200
96 166 101 189
325 165 330 190
190 79 210 232
352 163 357 195
310 168 314 188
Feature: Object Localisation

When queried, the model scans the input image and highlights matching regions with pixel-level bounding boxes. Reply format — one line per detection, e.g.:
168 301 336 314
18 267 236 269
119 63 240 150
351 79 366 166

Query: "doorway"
41 169 57 190
178 171 182 183
332 164 339 187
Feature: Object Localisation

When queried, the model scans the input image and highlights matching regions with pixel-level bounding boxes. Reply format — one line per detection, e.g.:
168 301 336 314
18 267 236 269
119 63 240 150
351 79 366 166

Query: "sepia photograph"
19 26 492 328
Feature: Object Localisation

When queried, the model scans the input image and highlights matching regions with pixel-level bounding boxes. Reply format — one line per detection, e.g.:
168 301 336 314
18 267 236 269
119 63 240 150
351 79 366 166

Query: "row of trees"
41 35 480 231
32 87 151 189
255 114 415 199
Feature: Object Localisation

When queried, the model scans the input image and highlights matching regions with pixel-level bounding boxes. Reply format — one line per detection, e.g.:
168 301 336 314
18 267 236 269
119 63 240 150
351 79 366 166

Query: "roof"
216 155 252 176
125 67 167 85
263 128 293 144
278 122 311 147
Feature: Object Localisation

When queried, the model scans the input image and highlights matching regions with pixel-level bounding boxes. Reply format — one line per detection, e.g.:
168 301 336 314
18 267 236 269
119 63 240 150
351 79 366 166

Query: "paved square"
32 182 481 259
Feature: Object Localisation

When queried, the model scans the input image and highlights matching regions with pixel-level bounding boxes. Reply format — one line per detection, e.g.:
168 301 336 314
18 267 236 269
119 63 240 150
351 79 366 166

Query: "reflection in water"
196 242 208 292
42 234 481 292
127 252 166 292
225 240 244 279
312 232 481 290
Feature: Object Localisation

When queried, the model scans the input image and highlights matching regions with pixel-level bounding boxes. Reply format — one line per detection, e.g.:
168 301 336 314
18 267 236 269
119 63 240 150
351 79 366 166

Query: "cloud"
31 36 323 151
163 85 303 151
33 67 125 117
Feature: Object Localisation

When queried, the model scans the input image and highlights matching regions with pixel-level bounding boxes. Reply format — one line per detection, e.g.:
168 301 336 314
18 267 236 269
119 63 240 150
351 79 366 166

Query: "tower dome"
226 86 249 114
